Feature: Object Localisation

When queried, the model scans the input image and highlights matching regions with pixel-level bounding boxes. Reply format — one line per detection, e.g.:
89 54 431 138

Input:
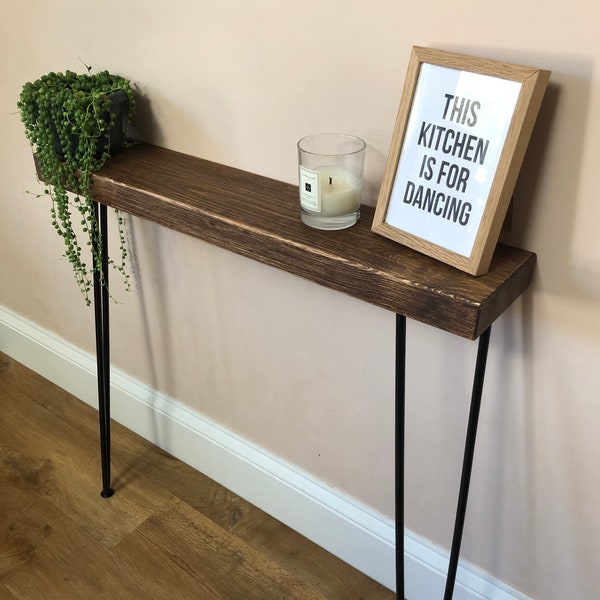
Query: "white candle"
300 165 362 217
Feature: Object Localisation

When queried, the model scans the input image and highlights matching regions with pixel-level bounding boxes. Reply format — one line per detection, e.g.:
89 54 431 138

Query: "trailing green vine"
18 70 136 305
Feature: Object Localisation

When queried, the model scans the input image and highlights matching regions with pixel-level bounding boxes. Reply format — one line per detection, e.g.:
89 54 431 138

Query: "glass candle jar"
298 133 366 230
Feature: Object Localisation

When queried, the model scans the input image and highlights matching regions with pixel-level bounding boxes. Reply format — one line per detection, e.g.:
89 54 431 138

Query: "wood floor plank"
115 497 328 600
0 352 394 598
230 512 395 599
0 465 46 579
0 393 172 549
0 585 18 599
0 464 176 600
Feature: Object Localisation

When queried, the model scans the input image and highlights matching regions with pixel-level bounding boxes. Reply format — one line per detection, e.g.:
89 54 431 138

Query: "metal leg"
92 201 114 498
395 314 406 599
443 326 491 599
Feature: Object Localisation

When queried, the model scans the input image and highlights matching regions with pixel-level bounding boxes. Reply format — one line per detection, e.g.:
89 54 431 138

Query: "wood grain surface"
36 143 536 338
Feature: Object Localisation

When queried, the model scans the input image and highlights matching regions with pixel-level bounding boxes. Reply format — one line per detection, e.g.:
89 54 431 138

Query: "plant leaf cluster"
18 70 136 305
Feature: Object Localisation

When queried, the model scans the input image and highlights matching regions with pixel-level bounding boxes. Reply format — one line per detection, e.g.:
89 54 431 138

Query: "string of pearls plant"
18 70 136 305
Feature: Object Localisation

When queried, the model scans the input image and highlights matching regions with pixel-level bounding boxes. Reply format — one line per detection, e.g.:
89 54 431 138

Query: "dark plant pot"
52 89 131 159
103 89 130 153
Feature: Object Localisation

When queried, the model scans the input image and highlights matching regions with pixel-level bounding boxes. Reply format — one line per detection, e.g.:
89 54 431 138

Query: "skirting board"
0 304 532 600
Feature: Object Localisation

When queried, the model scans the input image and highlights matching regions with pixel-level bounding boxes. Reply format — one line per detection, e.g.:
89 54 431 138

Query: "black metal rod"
395 314 406 599
92 201 114 498
443 326 491 599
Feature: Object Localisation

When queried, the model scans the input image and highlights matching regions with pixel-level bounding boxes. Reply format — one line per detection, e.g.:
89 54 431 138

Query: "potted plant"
17 69 136 305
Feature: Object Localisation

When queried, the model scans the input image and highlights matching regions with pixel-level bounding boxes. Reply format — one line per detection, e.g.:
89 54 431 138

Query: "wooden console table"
72 143 535 599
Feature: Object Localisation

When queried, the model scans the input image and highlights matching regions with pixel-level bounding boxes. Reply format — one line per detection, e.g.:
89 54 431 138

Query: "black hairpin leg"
92 201 114 498
443 326 491 599
396 314 406 599
397 323 491 598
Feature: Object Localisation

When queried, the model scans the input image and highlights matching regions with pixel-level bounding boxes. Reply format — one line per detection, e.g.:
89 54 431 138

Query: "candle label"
299 166 321 212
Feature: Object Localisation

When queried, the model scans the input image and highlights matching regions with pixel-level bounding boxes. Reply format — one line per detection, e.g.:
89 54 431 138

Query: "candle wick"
329 177 333 185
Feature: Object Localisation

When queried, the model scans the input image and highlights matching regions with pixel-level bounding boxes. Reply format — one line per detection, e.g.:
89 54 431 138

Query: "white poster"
386 64 522 257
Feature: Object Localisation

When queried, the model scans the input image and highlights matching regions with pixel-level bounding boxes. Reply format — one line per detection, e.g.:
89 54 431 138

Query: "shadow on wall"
127 79 237 168
126 218 177 452
470 292 537 589
502 55 597 327
127 85 160 146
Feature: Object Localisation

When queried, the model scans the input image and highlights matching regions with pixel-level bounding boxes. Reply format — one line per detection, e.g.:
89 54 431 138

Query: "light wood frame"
372 47 550 275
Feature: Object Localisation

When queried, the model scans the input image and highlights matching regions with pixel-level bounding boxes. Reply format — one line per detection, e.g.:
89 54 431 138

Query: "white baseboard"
0 304 531 599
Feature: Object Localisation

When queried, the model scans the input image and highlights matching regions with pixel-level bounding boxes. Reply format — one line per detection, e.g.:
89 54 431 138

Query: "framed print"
372 47 550 275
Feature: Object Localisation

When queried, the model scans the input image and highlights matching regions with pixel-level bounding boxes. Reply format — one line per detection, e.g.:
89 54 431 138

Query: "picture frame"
372 46 550 275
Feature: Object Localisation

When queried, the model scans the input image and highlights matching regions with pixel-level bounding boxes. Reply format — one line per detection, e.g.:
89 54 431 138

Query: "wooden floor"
0 352 394 599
